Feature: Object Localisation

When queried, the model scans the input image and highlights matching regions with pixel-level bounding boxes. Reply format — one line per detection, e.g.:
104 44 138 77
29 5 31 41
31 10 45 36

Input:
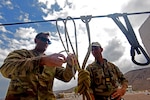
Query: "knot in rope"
77 69 92 100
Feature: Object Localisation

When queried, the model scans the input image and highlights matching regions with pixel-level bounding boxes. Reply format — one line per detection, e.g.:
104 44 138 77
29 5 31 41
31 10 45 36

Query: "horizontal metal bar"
0 11 150 26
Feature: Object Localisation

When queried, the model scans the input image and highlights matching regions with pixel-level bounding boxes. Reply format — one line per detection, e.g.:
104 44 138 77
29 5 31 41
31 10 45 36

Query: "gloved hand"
40 53 66 67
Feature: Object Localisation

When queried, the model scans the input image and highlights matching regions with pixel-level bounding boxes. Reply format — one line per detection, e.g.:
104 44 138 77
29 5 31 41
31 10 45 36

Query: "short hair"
35 32 50 39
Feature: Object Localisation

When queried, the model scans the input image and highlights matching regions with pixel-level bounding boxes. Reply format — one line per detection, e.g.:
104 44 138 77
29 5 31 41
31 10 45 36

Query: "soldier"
86 42 128 100
0 32 77 100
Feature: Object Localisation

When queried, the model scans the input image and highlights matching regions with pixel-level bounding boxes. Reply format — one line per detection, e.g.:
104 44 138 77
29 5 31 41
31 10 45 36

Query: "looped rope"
80 15 92 69
77 44 92 100
56 17 77 56
56 16 92 100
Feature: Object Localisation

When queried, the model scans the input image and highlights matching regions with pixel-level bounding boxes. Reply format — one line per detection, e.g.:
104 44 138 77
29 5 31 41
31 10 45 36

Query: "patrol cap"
91 42 101 47
35 32 50 39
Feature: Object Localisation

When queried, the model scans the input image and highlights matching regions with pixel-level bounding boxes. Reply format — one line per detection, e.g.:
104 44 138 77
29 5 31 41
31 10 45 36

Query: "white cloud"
45 0 131 17
121 0 150 27
18 13 31 22
0 15 3 19
0 49 10 65
1 0 13 9
15 27 37 39
0 25 7 32
38 0 55 9
103 38 125 62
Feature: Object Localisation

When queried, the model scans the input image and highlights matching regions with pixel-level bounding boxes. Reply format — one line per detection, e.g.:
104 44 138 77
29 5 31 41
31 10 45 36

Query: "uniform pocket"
92 68 103 86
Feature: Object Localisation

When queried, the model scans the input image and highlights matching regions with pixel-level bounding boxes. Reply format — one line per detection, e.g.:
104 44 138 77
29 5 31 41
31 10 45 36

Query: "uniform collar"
95 59 107 67
32 49 45 56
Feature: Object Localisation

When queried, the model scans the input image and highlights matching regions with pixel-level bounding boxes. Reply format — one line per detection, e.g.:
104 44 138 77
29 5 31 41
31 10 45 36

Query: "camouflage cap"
91 42 101 47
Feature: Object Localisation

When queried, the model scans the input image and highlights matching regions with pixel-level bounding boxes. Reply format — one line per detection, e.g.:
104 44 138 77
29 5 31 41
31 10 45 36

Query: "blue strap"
109 13 150 66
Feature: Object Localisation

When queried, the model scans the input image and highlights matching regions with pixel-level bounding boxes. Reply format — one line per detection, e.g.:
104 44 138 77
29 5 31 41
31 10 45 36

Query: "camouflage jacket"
0 49 74 100
86 59 128 97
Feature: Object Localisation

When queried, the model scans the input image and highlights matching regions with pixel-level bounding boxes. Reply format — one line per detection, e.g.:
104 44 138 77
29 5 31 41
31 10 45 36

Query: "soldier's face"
35 34 51 52
92 46 102 58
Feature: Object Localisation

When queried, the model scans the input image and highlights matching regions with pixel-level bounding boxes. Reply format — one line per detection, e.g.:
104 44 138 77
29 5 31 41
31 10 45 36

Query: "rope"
80 15 92 69
77 69 92 100
56 16 92 100
56 17 78 56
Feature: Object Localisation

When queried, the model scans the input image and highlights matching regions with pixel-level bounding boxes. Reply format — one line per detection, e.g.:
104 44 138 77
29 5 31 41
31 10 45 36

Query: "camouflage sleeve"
55 64 75 82
113 64 128 87
0 49 40 78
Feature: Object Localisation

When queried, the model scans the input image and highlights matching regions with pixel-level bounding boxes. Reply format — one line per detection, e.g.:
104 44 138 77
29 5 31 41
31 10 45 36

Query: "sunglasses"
38 37 51 44
92 46 100 51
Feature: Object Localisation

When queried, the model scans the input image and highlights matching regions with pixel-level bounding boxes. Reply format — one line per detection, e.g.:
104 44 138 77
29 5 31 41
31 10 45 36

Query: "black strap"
109 13 150 66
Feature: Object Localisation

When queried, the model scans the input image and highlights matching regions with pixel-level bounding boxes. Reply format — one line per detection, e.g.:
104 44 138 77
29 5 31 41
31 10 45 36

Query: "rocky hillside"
124 67 150 91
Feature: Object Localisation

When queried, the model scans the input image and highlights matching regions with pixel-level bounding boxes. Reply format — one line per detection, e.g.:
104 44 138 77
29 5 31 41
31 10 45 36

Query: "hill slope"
54 67 150 94
124 67 150 91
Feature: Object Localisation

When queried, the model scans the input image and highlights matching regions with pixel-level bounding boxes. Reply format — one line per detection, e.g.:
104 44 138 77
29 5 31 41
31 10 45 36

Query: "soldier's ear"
100 48 103 52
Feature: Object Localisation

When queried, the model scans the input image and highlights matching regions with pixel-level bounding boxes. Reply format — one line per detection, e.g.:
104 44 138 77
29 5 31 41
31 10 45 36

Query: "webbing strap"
109 13 150 66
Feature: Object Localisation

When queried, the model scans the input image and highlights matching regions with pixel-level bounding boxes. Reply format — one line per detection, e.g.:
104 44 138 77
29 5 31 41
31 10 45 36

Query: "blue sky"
0 0 150 98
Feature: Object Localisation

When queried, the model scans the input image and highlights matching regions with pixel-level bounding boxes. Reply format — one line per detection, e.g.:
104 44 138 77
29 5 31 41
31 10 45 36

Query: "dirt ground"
123 92 150 100
57 92 150 100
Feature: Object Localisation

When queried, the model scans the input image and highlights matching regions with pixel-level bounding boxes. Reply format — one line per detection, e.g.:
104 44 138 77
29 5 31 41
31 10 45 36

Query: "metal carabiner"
131 45 150 66
109 13 150 66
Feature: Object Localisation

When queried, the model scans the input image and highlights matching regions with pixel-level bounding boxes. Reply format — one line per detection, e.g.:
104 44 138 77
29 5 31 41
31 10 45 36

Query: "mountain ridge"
124 66 150 91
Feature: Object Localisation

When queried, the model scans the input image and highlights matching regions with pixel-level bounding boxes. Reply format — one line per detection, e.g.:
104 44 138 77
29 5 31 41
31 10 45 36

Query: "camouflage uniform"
86 59 128 100
0 49 74 100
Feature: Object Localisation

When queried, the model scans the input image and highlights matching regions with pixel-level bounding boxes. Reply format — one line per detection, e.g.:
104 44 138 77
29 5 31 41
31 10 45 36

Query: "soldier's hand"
90 93 95 100
66 53 78 67
111 88 126 100
41 53 66 67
